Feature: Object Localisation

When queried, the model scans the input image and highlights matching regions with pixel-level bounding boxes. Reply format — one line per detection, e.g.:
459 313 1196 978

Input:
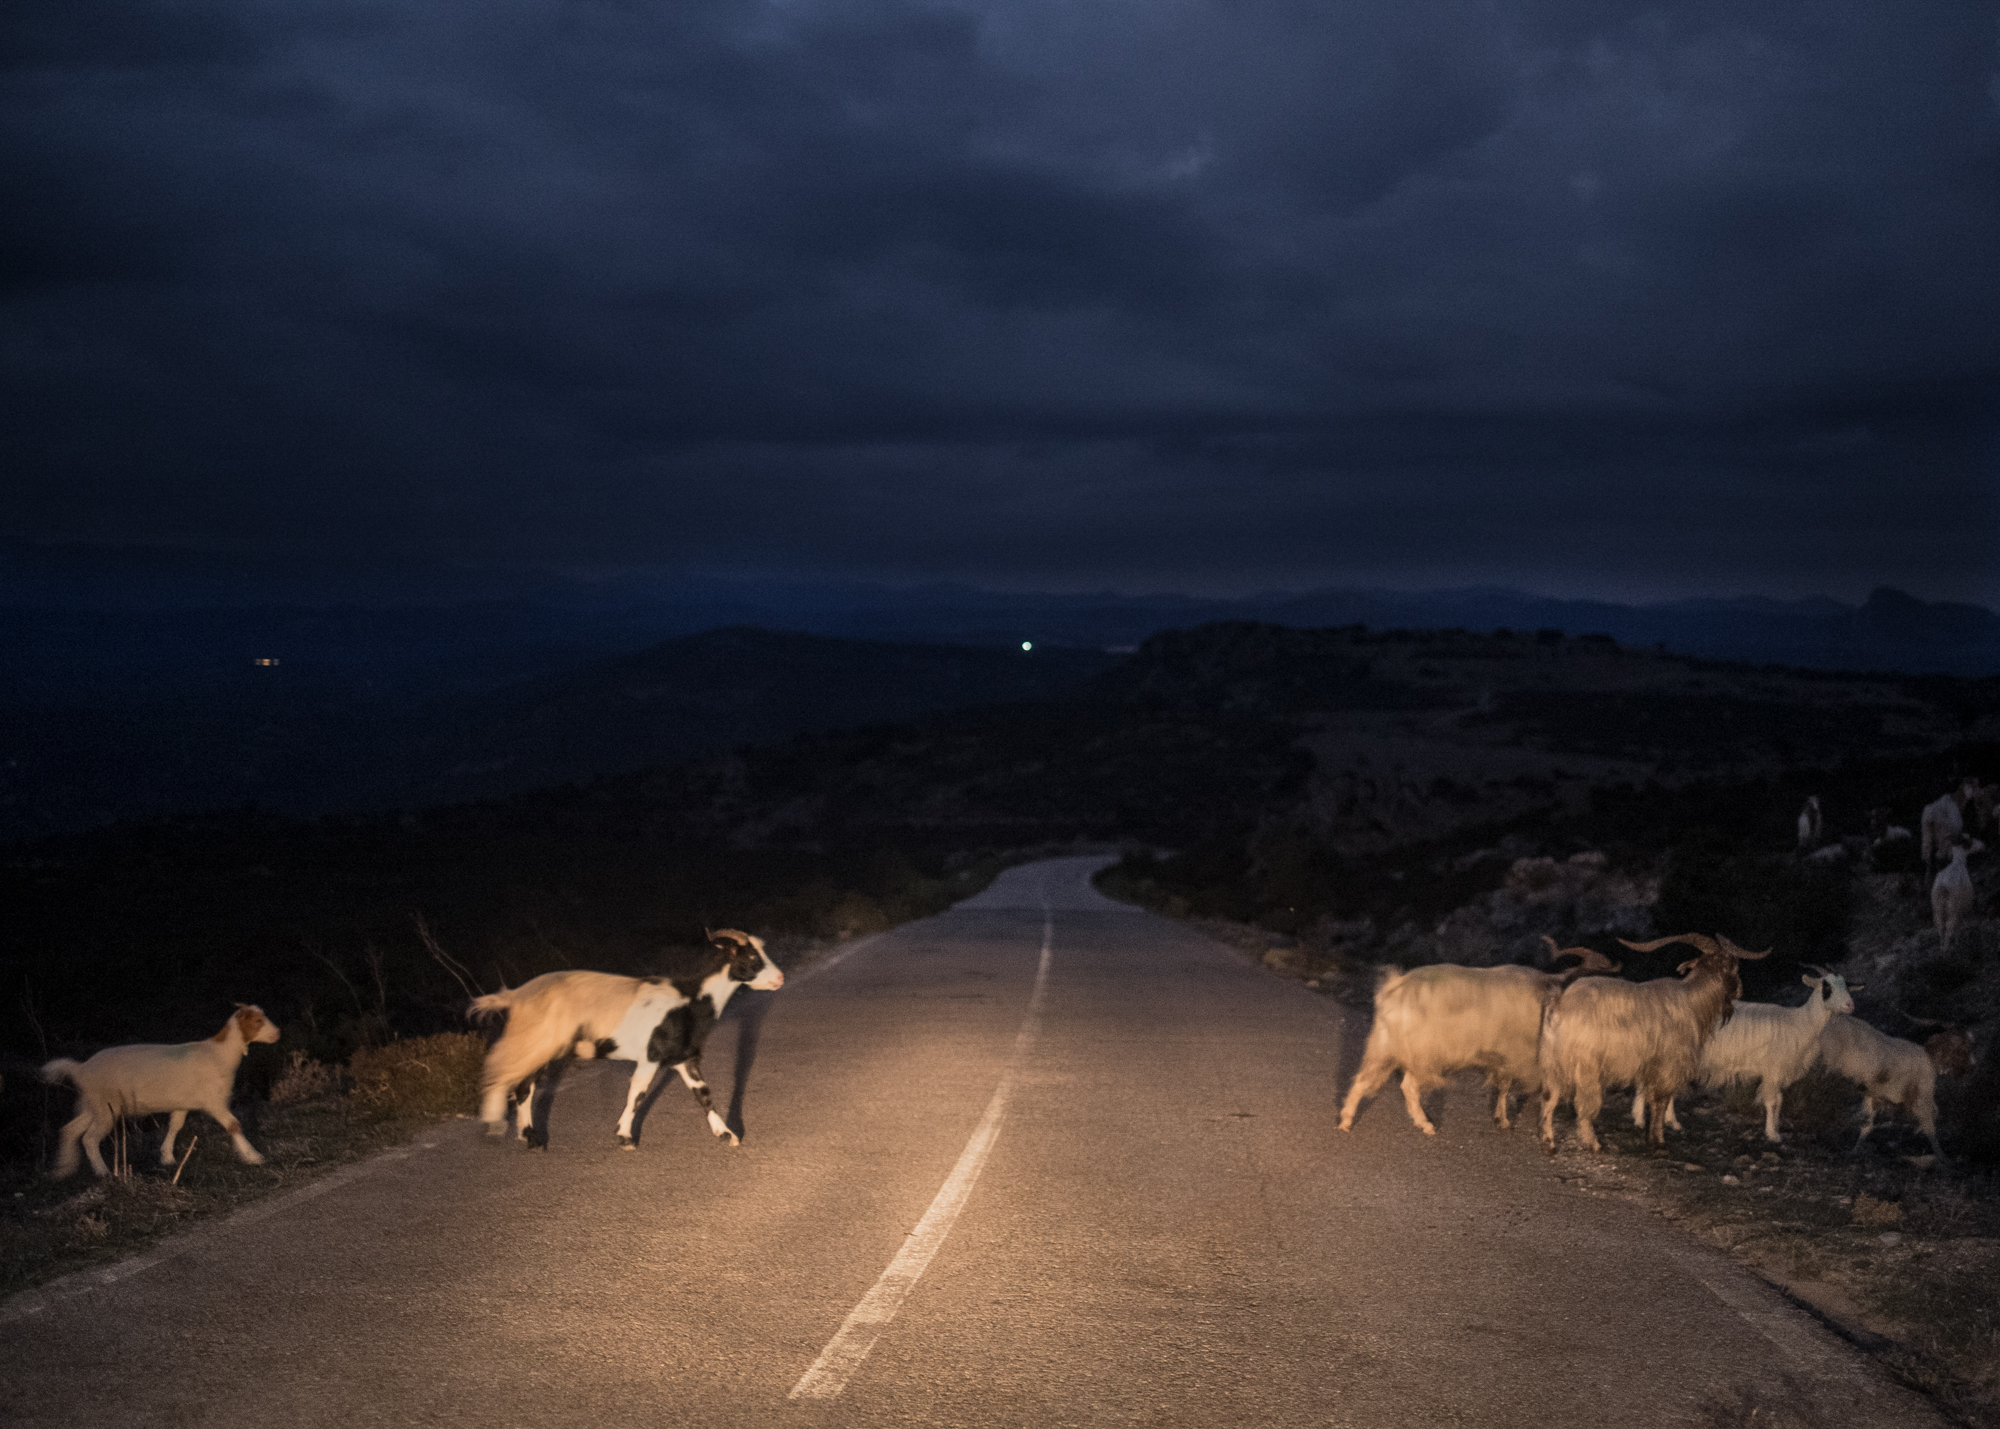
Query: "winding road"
1 858 1940 1427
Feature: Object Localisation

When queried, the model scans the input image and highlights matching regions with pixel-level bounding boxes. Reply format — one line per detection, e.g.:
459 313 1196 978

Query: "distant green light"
1021 641 1033 651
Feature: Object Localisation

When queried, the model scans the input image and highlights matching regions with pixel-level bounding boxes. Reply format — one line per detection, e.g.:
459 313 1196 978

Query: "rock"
1721 1174 1741 1186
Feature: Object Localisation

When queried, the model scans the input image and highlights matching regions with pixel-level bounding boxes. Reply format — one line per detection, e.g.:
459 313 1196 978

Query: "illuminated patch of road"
787 902 1054 1401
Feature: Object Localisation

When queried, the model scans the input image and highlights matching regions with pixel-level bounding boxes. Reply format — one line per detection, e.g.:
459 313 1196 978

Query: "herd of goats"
1343 777 1994 1157
27 778 1997 1180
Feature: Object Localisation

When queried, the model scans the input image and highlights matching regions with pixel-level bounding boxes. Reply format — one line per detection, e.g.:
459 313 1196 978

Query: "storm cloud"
4 0 1997 599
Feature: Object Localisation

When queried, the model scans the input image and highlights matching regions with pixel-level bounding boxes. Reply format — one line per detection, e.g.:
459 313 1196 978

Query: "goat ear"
1847 982 1865 992
1801 974 1817 988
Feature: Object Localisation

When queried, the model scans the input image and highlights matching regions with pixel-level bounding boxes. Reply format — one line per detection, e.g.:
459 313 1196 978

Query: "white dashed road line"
787 901 1055 1402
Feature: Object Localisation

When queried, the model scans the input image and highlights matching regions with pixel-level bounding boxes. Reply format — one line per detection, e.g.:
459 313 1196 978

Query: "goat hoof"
616 1137 636 1151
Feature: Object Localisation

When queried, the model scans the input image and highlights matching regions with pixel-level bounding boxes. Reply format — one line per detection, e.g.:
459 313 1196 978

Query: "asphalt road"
2 857 1941 1427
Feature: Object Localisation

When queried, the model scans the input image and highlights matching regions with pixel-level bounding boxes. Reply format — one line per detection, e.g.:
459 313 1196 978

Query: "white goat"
1634 968 1857 1143
1339 939 1619 1137
43 1005 281 1178
1796 796 1822 851
1932 842 1977 951
1921 791 1965 870
1818 1018 1973 1159
1539 933 1768 1154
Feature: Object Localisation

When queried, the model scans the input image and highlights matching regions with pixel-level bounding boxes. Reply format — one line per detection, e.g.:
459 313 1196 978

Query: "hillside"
0 628 1115 840
539 621 1999 855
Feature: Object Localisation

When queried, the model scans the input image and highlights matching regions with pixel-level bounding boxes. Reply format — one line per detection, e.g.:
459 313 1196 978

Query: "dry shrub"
347 1033 485 1120
1852 1193 1903 1227
268 1051 344 1106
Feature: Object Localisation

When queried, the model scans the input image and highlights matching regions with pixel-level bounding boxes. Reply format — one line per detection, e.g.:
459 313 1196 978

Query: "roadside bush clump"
267 1051 344 1106
346 1033 484 1121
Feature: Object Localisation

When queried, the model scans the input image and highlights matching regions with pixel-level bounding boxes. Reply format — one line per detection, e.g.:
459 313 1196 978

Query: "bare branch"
414 914 482 1000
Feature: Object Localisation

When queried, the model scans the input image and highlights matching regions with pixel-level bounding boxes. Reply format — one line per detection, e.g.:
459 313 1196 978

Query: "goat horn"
1803 963 1829 979
1619 934 1719 957
1718 934 1772 961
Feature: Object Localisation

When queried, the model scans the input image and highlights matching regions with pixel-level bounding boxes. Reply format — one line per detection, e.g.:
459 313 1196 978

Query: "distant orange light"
254 658 280 666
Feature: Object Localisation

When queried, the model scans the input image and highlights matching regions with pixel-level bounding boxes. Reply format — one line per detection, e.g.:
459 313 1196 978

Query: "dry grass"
1 1032 490 1300
1546 1090 2000 1427
346 1032 485 1120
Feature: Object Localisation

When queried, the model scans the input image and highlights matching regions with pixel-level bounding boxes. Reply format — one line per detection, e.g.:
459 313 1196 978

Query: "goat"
1339 938 1619 1137
1634 968 1857 1142
1817 1017 1973 1159
1932 841 1977 951
1538 933 1768 1154
1921 790 1966 872
42 1005 281 1178
1796 796 1823 851
469 929 783 1149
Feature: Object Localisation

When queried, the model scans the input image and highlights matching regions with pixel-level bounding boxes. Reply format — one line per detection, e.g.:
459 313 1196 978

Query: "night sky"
6 0 1998 603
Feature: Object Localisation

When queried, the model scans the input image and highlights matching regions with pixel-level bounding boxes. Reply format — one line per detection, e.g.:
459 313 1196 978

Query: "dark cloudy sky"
5 0 1998 602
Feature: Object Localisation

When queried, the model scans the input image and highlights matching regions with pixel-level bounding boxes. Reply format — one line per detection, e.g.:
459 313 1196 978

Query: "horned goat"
1932 842 1977 951
1339 938 1619 1137
1818 1018 1973 1159
1634 968 1857 1142
43 1005 281 1178
1538 933 1768 1153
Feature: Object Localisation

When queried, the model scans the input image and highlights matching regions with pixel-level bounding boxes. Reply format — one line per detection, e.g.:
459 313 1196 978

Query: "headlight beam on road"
787 903 1054 1401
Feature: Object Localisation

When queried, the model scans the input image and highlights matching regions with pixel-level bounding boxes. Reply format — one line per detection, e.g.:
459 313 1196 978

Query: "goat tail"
467 988 517 1023
40 1057 81 1087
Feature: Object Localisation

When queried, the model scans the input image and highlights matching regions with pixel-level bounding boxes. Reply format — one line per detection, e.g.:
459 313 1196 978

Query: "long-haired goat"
1818 1018 1973 1160
1339 939 1620 1137
1538 933 1768 1154
1921 789 1967 873
1635 967 1857 1143
469 929 783 1149
42 1005 281 1178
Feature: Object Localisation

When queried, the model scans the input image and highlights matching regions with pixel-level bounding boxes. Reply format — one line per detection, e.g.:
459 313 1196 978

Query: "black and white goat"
469 929 783 1149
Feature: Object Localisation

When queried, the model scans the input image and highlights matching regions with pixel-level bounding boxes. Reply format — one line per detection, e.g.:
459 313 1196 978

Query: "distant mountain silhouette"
5 548 1998 841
